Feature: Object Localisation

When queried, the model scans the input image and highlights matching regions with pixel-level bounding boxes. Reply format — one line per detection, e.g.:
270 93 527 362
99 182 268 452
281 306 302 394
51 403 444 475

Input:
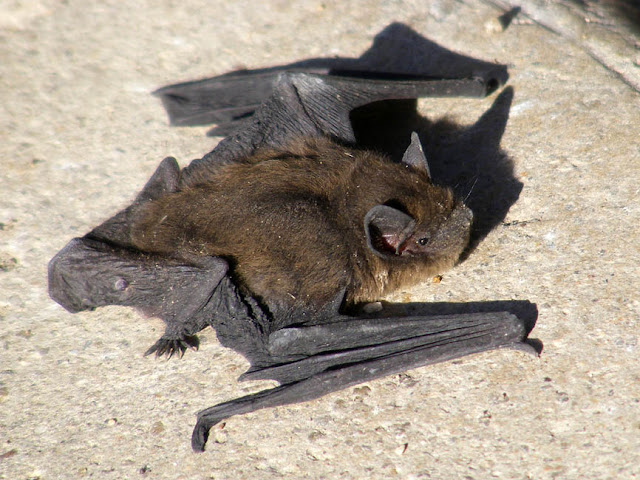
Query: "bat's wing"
154 22 509 136
154 67 327 133
49 238 229 357
192 305 538 452
158 70 503 187
47 158 247 358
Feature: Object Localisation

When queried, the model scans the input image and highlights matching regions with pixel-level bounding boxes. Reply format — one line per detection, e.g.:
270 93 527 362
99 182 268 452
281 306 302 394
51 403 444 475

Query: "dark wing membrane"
192 310 536 452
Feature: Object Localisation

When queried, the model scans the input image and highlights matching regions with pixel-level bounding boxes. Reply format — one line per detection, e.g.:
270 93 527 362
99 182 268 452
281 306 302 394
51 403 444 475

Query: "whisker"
464 177 478 203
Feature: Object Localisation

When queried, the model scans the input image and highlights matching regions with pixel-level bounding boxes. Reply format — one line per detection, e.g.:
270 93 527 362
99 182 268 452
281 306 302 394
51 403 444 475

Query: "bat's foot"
144 335 199 359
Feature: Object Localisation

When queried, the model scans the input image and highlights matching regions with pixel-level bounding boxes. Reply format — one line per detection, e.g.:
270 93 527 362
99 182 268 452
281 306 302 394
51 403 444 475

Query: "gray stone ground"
1 1 638 479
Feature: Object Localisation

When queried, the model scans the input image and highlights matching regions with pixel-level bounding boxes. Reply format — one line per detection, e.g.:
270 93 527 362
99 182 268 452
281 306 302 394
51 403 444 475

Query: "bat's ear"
135 157 180 203
364 205 416 258
401 132 431 180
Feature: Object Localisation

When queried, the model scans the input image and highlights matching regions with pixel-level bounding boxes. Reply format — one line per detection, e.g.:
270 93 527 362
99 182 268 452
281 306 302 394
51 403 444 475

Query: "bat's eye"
417 237 429 246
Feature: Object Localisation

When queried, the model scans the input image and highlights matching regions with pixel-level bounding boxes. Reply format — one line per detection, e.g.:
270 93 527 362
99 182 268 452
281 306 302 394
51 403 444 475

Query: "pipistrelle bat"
48 31 537 452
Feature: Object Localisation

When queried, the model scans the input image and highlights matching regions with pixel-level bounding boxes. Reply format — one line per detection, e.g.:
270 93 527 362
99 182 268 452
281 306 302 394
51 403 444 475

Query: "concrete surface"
1 1 638 479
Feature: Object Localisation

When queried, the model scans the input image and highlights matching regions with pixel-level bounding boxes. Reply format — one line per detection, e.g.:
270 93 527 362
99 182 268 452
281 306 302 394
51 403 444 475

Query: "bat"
47 25 538 452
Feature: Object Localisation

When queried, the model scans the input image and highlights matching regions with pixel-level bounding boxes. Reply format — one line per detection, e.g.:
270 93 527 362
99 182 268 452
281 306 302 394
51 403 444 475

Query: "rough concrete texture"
1 1 639 479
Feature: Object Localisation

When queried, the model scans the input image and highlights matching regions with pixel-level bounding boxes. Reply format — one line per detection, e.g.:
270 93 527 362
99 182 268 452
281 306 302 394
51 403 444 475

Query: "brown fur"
130 137 471 311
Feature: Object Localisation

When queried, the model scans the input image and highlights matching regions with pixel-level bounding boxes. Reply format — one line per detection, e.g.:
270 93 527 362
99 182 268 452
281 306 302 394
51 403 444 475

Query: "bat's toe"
144 335 199 359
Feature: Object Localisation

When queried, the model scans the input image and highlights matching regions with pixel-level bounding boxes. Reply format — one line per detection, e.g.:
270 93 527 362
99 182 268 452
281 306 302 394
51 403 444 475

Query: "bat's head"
363 133 473 277
364 195 473 264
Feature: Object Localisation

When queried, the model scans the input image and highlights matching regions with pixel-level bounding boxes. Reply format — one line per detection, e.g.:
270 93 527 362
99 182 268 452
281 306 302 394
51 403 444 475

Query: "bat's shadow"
426 88 519 253
343 24 519 252
352 87 518 253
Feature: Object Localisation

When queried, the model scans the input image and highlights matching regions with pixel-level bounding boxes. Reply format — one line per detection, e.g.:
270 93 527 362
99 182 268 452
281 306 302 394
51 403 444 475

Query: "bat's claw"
144 335 199 359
